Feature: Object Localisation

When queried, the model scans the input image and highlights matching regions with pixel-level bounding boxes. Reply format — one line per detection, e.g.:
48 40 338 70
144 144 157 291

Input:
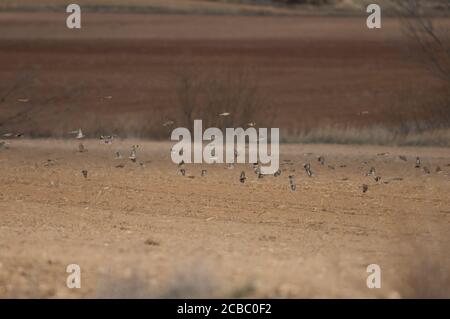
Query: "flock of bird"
1 121 446 194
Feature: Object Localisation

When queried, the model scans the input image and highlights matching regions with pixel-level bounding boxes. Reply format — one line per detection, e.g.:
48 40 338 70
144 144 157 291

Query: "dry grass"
282 126 450 146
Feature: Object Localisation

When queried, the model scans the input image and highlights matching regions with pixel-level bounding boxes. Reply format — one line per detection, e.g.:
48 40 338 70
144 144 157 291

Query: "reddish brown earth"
0 139 449 298
0 13 447 138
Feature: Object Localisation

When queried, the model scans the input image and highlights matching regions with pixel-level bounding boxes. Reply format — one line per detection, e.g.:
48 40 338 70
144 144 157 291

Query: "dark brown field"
0 12 448 139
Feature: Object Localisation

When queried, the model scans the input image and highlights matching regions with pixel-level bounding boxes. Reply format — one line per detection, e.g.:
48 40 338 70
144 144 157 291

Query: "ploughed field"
0 139 449 297
0 13 448 137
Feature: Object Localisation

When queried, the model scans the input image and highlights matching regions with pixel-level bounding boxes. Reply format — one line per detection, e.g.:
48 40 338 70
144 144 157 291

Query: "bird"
201 169 208 177
317 156 325 165
274 169 282 177
179 168 186 176
78 143 86 153
81 170 88 179
415 157 421 168
362 184 368 193
100 135 115 145
436 166 442 173
303 163 313 177
289 175 296 191
75 128 84 140
374 176 381 182
367 167 376 176
399 155 408 162
240 171 246 183
129 150 137 162
115 151 122 159
162 120 174 127
129 145 138 162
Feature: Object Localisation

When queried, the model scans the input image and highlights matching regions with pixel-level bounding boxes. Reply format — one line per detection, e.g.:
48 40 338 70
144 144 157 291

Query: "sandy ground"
0 139 449 298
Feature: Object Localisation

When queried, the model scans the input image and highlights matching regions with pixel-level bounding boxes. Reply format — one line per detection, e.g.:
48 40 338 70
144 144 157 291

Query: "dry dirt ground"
0 139 449 298
1 12 449 137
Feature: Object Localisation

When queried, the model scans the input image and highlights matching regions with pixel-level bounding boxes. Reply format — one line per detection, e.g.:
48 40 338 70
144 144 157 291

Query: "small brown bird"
78 143 85 153
289 175 296 191
274 169 282 177
318 156 325 165
362 184 368 193
304 163 313 177
240 171 246 183
81 170 88 179
415 157 421 168
179 168 186 176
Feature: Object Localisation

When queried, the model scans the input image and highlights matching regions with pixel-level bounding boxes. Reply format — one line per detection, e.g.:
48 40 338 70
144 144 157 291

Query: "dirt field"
1 12 448 139
0 139 449 298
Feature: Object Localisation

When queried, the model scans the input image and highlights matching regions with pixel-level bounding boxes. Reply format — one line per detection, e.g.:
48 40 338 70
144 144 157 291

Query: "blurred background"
0 0 449 144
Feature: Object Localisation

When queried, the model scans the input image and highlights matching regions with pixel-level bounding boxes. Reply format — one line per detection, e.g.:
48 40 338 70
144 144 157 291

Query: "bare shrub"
172 65 274 132
396 0 450 83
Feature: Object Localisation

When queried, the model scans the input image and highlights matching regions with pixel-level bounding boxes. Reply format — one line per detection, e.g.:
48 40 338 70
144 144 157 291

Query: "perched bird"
399 155 408 162
367 167 376 176
81 170 88 179
129 150 137 162
100 135 115 145
129 145 138 162
274 169 282 177
289 175 296 191
179 168 186 176
317 156 325 165
304 163 313 177
240 171 246 183
415 157 421 168
362 184 368 193
374 176 381 182
78 143 85 153
201 169 208 177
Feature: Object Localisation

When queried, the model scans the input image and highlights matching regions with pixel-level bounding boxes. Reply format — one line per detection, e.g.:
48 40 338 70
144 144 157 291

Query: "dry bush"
172 65 274 133
396 0 450 83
